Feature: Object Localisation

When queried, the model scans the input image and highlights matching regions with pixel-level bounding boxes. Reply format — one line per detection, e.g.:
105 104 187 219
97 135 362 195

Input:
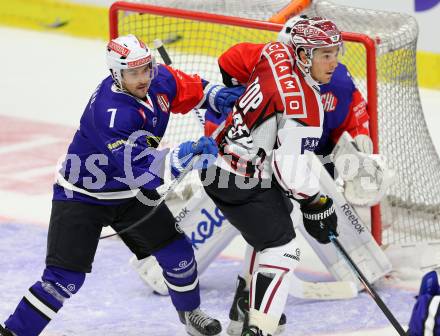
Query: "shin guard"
248 240 300 335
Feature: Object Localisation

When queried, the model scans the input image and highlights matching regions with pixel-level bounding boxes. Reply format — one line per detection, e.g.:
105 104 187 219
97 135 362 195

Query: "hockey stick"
329 234 407 335
154 38 172 66
99 156 198 240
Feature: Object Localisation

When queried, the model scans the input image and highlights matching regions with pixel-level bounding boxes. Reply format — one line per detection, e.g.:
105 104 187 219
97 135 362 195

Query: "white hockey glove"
353 134 373 154
332 132 395 207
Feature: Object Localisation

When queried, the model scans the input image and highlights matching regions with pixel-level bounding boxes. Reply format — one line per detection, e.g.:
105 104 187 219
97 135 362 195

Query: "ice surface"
0 222 414 336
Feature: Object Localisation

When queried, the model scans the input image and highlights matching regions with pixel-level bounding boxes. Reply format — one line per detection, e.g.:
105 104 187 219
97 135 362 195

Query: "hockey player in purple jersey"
408 269 440 336
0 34 243 336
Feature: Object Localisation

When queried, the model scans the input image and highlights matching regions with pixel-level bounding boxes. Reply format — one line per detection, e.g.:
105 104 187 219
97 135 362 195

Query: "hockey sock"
5 266 85 336
153 234 200 311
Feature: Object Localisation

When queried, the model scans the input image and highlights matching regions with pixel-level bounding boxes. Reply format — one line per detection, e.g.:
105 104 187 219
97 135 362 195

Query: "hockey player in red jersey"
215 17 371 158
277 16 372 157
213 16 387 335
277 16 395 209
200 17 343 336
131 16 394 336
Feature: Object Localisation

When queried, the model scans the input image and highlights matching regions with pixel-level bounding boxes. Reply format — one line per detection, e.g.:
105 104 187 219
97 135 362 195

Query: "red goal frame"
109 1 382 244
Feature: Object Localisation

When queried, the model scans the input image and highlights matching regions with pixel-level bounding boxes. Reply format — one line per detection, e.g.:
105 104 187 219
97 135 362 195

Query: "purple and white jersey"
54 64 206 204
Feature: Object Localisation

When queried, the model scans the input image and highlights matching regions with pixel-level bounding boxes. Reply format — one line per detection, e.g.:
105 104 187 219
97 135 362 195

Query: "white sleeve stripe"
425 296 440 336
24 291 57 320
57 173 139 200
163 277 199 293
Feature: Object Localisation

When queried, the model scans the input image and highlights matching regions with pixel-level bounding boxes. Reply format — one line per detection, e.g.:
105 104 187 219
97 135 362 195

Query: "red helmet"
289 16 342 69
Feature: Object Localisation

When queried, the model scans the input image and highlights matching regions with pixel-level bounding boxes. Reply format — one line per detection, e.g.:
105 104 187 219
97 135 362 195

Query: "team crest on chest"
321 92 338 112
157 93 170 113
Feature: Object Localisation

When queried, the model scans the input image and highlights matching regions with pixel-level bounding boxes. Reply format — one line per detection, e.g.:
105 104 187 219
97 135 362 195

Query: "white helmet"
106 34 157 88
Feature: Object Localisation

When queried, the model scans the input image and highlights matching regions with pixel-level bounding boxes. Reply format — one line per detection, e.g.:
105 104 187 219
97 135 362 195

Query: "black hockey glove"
300 196 338 244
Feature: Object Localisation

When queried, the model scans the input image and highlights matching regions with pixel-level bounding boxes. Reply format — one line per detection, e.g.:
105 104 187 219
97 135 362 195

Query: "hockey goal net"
109 0 440 247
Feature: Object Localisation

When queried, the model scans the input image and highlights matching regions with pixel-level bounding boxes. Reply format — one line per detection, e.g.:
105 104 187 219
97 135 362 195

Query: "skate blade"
186 324 222 336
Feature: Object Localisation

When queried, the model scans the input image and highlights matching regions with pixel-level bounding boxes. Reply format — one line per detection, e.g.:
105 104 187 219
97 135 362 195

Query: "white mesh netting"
113 0 440 245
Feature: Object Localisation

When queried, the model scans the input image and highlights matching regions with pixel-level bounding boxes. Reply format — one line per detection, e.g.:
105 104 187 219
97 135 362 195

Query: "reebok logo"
340 203 366 234
175 207 189 233
175 207 189 223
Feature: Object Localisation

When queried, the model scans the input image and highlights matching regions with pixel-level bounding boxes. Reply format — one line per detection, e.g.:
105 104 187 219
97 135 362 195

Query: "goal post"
268 0 312 23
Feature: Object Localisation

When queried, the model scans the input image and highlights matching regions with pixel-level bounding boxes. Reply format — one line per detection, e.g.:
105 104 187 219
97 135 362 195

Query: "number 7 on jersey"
107 108 117 128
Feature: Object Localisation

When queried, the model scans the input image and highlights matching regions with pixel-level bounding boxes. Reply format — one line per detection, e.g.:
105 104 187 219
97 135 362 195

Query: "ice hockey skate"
0 325 13 336
227 276 286 336
178 308 222 336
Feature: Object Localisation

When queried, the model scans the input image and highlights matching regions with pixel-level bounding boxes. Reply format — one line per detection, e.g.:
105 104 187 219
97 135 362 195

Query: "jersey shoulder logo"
156 93 170 113
321 92 338 112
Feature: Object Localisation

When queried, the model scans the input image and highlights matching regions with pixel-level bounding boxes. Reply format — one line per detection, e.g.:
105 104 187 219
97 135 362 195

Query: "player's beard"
132 82 150 98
